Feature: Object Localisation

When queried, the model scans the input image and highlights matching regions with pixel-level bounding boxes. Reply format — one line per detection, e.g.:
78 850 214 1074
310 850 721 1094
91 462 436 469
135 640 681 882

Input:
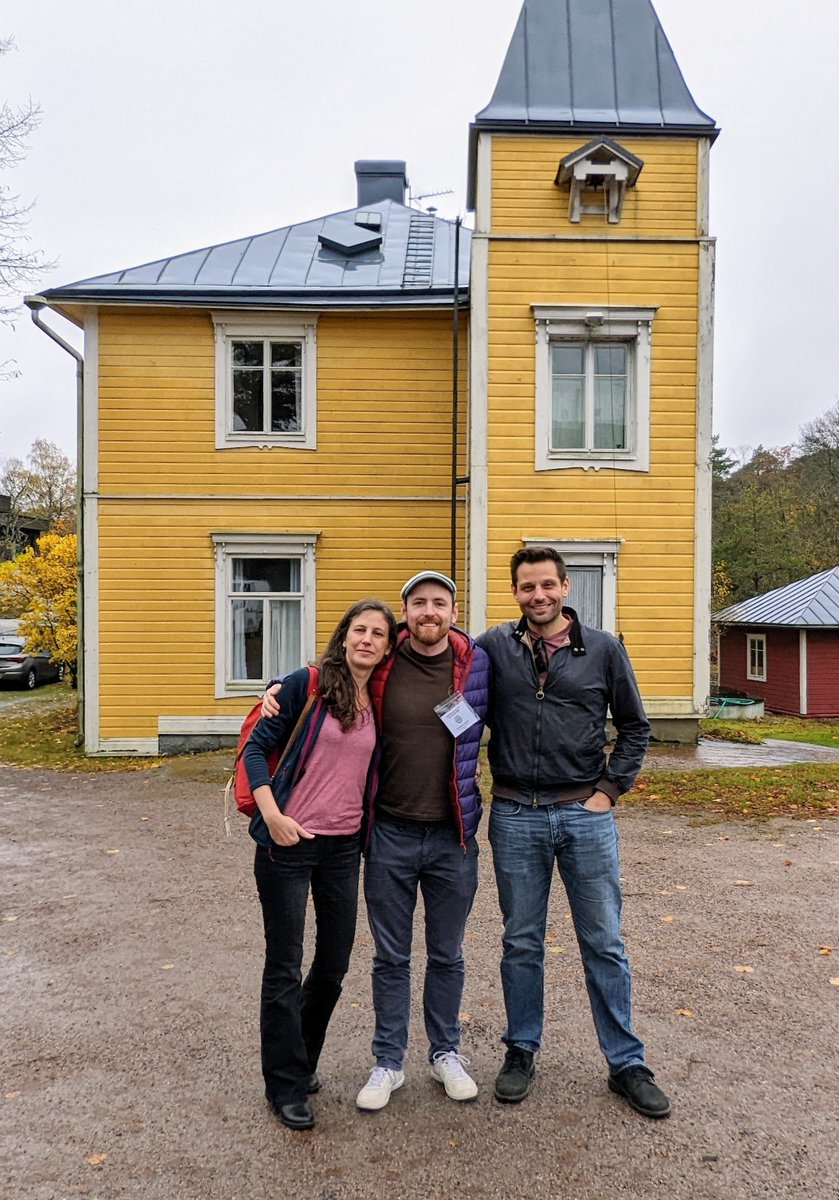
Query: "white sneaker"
430 1051 478 1101
356 1066 405 1111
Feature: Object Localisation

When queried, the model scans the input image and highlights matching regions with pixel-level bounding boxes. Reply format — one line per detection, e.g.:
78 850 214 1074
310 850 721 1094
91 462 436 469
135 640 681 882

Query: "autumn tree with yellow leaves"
0 530 77 683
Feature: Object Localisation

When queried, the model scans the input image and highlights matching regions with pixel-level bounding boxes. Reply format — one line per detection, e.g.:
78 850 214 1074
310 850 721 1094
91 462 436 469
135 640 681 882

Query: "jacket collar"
512 607 587 657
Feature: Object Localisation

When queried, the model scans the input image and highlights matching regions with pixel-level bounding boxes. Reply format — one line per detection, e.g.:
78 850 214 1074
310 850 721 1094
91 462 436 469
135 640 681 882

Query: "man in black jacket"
476 545 670 1119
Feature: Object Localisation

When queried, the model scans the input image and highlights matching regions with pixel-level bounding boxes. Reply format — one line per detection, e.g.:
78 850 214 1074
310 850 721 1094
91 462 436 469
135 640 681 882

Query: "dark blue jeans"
363 816 479 1070
254 833 360 1105
488 799 646 1073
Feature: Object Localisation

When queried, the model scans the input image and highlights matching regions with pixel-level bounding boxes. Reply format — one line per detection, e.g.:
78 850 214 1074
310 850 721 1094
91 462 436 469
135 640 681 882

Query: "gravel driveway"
1 761 837 1200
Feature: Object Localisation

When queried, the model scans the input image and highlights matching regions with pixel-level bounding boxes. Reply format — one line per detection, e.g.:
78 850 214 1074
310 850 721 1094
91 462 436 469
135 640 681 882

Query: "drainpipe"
25 297 85 747
450 217 469 584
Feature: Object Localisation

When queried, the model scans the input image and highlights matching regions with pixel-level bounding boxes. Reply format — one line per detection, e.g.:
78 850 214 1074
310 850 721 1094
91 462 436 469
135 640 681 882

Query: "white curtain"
567 566 602 629
269 599 302 676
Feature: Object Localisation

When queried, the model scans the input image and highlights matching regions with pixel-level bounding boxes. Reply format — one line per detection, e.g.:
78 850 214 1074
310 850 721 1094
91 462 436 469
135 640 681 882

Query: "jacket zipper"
531 645 544 805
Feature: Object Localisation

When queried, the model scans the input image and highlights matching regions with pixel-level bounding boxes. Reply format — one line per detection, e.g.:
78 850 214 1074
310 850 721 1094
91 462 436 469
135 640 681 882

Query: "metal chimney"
354 160 408 206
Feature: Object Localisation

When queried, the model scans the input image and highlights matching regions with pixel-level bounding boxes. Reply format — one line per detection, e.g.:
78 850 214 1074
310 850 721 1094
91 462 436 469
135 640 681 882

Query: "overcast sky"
2 0 838 464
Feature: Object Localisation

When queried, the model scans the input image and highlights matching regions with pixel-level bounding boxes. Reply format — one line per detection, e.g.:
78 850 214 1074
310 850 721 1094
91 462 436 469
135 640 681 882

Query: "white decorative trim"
82 311 100 755
696 140 711 239
468 226 490 635
158 715 244 735
94 737 160 757
693 238 716 711
747 633 767 682
476 132 492 235
799 629 808 715
211 531 318 699
532 305 655 473
212 311 317 450
467 131 492 634
521 536 622 633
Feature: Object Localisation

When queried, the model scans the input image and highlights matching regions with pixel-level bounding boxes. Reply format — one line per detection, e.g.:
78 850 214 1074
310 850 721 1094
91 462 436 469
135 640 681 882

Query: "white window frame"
533 305 656 472
747 633 767 682
522 537 622 633
211 532 318 698
213 312 317 450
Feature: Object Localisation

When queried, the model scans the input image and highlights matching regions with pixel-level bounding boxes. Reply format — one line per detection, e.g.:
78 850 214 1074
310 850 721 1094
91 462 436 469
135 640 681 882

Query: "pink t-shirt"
283 706 376 835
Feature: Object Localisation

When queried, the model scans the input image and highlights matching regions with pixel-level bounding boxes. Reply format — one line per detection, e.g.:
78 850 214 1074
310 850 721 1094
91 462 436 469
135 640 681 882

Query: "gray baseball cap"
400 570 457 601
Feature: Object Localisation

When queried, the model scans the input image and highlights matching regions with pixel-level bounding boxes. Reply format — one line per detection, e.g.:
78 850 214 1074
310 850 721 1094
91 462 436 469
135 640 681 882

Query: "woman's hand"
266 811 315 846
261 683 282 719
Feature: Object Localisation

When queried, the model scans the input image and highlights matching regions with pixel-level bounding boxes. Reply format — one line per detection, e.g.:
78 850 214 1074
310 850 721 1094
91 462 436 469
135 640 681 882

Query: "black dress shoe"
305 1072 321 1094
494 1046 535 1102
608 1066 671 1119
276 1101 315 1130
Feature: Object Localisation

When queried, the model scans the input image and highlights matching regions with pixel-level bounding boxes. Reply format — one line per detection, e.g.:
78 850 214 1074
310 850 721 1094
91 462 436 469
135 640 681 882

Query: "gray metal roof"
42 201 470 309
476 0 716 133
714 567 839 629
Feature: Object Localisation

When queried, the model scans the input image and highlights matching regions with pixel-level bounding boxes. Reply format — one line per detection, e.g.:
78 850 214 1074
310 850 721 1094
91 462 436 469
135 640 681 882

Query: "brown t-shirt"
375 641 454 823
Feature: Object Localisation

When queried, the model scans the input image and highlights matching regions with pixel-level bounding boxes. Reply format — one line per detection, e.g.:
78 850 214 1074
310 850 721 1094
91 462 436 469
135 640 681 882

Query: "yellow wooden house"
31 0 717 753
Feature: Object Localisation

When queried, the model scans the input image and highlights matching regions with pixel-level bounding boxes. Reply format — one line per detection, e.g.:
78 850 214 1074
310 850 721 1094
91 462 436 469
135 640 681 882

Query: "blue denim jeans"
254 834 360 1105
363 816 479 1069
488 798 646 1073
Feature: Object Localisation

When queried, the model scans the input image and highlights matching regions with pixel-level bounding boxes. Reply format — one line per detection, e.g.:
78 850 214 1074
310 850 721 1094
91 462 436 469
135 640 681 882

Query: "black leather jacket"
476 610 650 801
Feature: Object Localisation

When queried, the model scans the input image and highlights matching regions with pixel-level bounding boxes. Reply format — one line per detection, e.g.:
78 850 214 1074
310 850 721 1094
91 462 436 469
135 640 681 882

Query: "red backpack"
224 666 320 825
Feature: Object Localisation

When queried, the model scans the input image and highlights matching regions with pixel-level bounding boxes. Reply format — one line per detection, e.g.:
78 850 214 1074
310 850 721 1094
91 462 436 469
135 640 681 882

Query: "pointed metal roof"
714 567 839 629
476 0 716 133
41 201 470 309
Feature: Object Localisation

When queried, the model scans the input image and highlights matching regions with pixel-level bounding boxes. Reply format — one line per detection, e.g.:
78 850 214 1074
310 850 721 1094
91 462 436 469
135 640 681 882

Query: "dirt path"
1 763 837 1200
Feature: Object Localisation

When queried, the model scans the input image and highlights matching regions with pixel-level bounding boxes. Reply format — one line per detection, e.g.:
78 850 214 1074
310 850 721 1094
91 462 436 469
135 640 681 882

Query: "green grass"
627 763 839 821
0 688 161 771
700 713 839 748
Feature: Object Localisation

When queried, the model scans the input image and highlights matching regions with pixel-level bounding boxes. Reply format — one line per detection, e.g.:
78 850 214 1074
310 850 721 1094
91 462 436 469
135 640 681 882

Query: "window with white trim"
211 533 317 696
533 306 656 472
747 634 767 682
522 538 622 632
213 314 317 449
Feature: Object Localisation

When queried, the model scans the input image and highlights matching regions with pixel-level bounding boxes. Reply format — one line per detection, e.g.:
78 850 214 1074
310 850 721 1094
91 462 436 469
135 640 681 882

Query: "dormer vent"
555 138 644 225
355 212 383 232
318 218 382 256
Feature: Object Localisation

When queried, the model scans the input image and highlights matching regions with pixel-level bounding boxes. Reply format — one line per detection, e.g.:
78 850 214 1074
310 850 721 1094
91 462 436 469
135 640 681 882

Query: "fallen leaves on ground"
87 1153 108 1166
733 965 755 973
625 764 839 821
675 1008 694 1017
818 946 833 956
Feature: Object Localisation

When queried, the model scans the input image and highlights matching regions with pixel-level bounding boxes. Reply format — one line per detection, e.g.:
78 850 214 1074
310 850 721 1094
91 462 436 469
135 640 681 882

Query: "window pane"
268 599 302 676
594 344 626 376
233 370 263 431
551 377 585 449
566 565 602 629
594 377 627 449
271 373 302 432
233 558 301 593
231 598 264 680
270 341 302 369
232 340 264 366
552 344 584 376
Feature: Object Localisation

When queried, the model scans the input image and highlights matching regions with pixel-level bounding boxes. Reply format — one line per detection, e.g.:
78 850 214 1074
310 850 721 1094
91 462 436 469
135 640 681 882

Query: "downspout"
450 217 469 584
25 298 85 747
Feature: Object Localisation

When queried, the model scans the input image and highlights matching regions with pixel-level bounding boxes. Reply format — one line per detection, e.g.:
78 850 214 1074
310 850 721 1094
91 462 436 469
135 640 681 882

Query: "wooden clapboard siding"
97 498 466 737
94 304 468 739
483 134 702 698
98 309 467 492
491 136 698 237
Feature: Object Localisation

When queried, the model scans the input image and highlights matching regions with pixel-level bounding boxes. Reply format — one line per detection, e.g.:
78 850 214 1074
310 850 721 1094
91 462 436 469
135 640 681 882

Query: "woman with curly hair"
243 598 397 1130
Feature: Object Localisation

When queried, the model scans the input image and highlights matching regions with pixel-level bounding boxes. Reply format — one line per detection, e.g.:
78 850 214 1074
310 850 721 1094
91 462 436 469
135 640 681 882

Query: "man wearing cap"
475 544 670 1119
261 570 489 1111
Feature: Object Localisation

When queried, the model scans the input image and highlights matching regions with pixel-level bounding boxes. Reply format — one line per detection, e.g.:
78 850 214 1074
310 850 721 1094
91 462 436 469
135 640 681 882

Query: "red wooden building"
715 567 839 717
